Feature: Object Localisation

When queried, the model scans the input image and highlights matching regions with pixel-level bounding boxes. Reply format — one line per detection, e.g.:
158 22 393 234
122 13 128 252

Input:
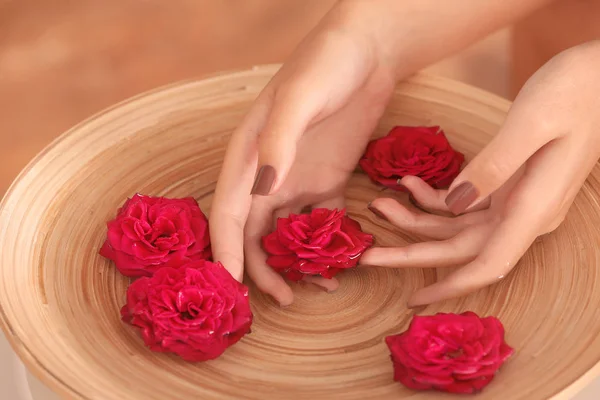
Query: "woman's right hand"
209 2 398 305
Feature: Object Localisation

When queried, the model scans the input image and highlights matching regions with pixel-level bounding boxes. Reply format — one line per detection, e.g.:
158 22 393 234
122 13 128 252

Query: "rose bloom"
359 126 464 190
262 208 373 281
121 260 253 362
100 194 211 277
385 312 514 394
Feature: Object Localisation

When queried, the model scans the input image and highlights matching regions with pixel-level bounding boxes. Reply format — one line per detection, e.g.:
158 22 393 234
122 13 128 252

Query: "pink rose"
100 194 211 277
385 312 514 394
262 208 373 281
121 260 252 362
359 126 464 190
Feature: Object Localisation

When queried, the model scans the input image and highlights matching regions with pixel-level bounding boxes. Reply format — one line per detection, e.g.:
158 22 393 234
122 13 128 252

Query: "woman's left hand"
360 40 600 308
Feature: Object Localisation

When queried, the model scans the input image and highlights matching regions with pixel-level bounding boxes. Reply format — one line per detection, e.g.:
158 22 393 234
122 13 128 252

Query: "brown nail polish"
251 165 276 196
445 181 479 215
367 202 388 221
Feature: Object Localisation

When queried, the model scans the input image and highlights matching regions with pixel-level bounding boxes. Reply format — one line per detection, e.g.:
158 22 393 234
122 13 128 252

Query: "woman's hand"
210 3 398 306
361 40 600 308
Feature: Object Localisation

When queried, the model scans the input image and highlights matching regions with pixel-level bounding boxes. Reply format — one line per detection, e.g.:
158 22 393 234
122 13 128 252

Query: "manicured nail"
445 181 479 215
395 179 409 192
251 165 276 195
367 202 388 221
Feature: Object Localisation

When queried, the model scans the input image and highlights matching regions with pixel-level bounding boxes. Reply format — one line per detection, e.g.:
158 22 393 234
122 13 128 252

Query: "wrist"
329 0 407 77
333 0 556 80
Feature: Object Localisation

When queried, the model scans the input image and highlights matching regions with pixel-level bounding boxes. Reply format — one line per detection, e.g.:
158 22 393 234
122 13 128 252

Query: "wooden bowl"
1 66 599 400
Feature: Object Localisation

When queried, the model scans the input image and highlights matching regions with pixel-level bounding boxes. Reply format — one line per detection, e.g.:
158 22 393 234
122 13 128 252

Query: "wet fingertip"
395 179 409 192
397 175 418 186
279 298 293 308
407 302 428 313
274 285 294 308
319 284 338 293
328 279 340 293
407 292 429 310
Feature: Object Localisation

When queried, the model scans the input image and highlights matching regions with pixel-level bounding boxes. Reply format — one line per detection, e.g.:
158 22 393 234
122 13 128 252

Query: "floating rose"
262 208 373 281
121 260 252 362
100 194 211 277
385 312 514 394
359 126 464 190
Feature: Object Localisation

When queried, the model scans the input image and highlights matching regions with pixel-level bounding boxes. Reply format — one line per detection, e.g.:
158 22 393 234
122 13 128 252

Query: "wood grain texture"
1 66 600 399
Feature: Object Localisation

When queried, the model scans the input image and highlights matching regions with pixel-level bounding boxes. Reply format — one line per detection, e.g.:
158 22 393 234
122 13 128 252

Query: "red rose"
262 208 373 281
385 312 514 394
100 194 211 277
121 260 253 362
359 126 464 190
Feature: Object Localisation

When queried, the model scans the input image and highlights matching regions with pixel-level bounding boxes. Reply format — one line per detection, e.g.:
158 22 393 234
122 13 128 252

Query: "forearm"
336 0 558 77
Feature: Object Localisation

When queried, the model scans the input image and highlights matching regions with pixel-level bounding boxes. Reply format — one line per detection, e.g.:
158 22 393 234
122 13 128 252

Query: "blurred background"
0 0 515 197
0 1 598 398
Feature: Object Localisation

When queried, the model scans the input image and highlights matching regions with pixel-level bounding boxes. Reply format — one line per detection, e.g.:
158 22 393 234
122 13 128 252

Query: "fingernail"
395 179 409 192
445 181 479 215
367 202 388 221
251 165 276 196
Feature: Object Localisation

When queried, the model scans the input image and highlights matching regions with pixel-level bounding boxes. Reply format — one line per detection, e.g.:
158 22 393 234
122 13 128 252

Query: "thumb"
444 110 555 215
250 85 321 196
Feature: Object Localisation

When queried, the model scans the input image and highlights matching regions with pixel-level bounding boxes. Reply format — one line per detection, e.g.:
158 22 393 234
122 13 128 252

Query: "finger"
302 275 340 292
210 95 273 281
444 89 560 215
252 35 374 196
399 175 449 214
408 141 569 307
368 197 487 240
245 200 294 306
407 210 538 307
400 175 492 215
251 85 321 196
359 225 488 268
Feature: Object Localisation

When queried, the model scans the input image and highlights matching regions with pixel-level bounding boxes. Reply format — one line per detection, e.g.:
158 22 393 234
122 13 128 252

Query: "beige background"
1 1 599 398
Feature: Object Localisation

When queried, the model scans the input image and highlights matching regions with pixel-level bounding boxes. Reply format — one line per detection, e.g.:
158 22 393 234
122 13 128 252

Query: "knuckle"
399 208 418 228
399 247 412 263
480 156 513 186
543 213 567 234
